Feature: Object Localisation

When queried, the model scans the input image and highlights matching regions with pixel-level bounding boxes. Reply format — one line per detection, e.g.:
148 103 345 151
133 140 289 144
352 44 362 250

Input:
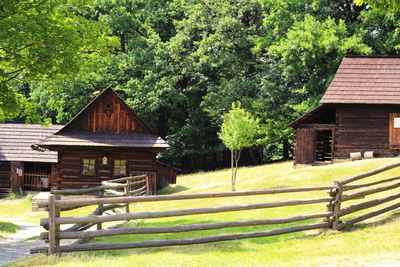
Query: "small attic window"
106 104 111 108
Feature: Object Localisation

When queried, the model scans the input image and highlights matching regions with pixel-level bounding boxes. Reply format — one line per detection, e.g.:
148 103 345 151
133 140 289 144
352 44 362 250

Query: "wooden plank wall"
295 128 316 163
0 161 11 196
11 161 23 193
156 162 178 191
57 150 158 195
64 91 152 135
334 105 400 159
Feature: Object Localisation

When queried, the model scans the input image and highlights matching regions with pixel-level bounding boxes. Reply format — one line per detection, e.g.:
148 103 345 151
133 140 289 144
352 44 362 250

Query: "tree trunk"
283 139 289 160
231 151 235 191
120 34 126 54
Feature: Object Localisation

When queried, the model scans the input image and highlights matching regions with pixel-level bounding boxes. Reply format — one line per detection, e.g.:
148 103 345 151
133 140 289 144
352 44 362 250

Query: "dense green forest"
1 0 400 172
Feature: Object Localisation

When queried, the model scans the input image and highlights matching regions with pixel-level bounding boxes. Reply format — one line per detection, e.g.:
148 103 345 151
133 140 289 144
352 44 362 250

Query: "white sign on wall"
394 117 400 128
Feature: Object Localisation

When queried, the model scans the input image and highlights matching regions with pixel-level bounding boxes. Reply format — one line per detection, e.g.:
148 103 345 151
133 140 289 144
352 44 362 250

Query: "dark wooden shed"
35 86 176 195
0 123 63 196
288 56 400 165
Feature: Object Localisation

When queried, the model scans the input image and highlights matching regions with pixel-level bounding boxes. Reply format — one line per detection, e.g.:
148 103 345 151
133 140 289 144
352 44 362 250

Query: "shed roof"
38 132 169 150
320 56 400 104
0 123 63 163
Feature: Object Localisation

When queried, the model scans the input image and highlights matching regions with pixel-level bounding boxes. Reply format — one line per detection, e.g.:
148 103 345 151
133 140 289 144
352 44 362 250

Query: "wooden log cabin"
288 56 400 165
0 87 178 196
0 123 63 196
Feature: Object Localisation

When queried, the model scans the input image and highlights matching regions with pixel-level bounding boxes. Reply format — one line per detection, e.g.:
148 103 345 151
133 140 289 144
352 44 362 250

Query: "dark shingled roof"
37 132 169 149
0 123 63 163
320 56 400 104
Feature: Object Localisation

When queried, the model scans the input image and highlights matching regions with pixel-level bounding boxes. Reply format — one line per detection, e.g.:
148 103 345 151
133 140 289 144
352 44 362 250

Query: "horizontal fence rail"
40 197 334 226
329 161 400 230
31 185 335 255
36 186 338 209
30 161 400 255
31 223 332 254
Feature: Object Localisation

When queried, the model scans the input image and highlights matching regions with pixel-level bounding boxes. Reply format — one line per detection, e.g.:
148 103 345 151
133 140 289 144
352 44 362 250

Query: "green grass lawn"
0 221 19 236
7 158 400 267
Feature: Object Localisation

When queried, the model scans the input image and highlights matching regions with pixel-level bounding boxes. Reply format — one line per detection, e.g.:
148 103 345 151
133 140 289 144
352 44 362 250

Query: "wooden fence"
24 172 52 191
30 161 400 255
328 161 400 230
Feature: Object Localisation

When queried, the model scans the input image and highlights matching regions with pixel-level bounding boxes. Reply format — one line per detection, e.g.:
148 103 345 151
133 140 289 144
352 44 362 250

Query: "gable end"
58 87 155 135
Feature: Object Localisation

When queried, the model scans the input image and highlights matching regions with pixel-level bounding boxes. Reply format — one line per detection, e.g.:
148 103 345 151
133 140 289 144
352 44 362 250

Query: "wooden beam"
40 197 334 226
341 180 400 202
336 161 400 185
37 187 337 208
42 212 332 240
337 201 400 230
339 191 400 217
31 223 331 254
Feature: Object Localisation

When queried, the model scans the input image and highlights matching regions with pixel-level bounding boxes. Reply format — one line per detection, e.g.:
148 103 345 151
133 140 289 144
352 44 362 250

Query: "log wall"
0 161 11 196
334 104 400 159
156 161 179 190
56 149 158 194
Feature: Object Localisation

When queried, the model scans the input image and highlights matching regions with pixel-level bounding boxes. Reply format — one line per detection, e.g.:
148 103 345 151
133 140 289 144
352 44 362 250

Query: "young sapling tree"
218 103 260 191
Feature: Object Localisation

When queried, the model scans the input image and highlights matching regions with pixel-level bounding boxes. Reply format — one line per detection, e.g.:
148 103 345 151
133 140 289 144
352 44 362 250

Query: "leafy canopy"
0 0 117 122
219 103 260 152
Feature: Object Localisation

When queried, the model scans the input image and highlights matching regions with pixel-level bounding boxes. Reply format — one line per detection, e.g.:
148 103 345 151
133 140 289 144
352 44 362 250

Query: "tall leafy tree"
0 0 117 122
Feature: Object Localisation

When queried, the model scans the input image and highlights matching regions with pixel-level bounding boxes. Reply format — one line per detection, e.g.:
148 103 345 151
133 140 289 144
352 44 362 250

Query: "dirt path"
0 218 124 266
0 219 78 266
0 220 46 266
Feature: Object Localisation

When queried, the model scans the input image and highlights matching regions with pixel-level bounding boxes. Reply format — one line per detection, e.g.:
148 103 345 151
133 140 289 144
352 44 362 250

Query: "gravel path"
0 220 46 266
0 217 124 266
0 219 78 266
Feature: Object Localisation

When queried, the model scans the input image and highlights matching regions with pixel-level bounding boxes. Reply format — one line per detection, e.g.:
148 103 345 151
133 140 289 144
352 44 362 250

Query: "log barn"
0 123 62 196
288 56 400 165
0 87 178 196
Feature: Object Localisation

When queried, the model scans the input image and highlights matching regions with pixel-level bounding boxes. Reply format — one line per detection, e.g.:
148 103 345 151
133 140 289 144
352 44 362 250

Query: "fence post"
55 194 61 246
324 188 335 223
125 180 130 214
97 190 104 230
332 181 343 230
146 175 150 195
48 194 56 255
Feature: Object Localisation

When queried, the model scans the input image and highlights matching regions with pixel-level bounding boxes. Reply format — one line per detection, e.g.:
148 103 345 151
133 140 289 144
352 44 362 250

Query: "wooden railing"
24 172 52 191
29 161 400 255
327 161 400 230
31 186 336 255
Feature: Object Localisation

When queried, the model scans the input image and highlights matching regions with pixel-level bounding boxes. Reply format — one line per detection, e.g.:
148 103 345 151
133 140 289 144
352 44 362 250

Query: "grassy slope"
9 158 400 267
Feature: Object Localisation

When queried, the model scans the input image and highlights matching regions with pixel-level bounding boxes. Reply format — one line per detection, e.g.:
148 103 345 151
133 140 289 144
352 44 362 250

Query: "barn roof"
320 56 400 104
286 104 336 128
0 123 63 163
38 132 169 149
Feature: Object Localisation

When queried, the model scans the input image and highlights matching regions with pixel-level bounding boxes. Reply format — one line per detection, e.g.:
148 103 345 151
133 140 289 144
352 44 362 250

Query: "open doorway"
23 162 52 191
316 130 333 162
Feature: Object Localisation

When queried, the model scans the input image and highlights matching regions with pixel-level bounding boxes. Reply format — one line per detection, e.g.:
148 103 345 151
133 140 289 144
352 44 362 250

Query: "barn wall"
156 162 179 191
62 90 153 135
334 104 400 159
56 149 158 194
0 161 11 196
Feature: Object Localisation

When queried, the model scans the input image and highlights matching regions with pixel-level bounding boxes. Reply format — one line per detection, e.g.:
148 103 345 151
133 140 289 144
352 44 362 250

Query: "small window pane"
83 159 95 175
114 159 126 175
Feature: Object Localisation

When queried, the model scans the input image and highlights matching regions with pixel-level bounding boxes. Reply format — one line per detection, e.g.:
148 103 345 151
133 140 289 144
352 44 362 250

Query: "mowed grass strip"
9 158 400 267
0 221 19 236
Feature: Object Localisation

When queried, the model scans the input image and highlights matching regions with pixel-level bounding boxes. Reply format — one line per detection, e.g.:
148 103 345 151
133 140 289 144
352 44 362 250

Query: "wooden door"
295 128 316 163
389 113 400 150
